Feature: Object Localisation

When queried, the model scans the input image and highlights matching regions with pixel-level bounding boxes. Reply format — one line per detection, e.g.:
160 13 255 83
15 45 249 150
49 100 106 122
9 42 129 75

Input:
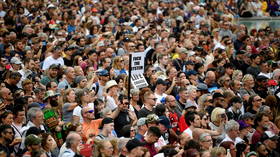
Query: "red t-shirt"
252 129 263 144
169 112 179 132
178 115 189 132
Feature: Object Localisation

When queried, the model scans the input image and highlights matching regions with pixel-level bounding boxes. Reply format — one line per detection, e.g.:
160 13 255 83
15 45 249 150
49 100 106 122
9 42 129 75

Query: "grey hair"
259 105 270 113
197 93 212 106
117 138 130 152
101 107 111 118
272 69 280 80
27 107 41 122
186 85 197 94
65 132 79 148
199 133 211 142
225 120 239 133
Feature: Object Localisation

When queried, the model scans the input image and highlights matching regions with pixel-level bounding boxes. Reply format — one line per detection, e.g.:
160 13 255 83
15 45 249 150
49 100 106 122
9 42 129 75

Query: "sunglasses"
87 110 94 113
148 98 157 101
123 102 130 105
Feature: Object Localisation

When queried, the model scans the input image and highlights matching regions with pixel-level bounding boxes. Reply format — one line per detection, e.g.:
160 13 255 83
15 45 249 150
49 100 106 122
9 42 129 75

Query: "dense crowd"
0 0 280 157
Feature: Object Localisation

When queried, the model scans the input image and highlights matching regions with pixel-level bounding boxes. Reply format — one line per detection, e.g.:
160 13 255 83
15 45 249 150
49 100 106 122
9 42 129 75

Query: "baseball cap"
146 114 160 124
246 151 257 157
236 50 246 55
186 60 195 65
240 112 255 120
197 83 208 91
137 117 147 126
184 103 197 110
186 70 198 76
25 134 41 146
44 90 60 100
238 120 250 130
49 64 59 70
261 131 279 142
10 57 22 64
159 116 172 129
256 75 268 81
97 69 109 76
212 92 224 100
99 117 114 129
74 76 87 84
156 79 168 86
126 139 145 152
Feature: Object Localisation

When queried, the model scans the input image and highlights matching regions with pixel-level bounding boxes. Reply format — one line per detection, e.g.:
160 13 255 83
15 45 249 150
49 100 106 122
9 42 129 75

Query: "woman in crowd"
62 88 77 123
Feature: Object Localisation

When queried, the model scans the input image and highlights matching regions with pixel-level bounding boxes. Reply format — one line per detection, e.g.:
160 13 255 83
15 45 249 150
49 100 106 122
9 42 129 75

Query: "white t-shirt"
155 93 167 104
72 103 94 123
106 96 118 111
42 56 64 70
183 127 193 139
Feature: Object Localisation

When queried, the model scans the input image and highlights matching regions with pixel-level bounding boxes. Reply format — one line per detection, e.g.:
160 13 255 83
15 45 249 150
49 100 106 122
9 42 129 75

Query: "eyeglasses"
5 131 13 134
123 102 130 105
255 99 262 102
148 98 157 101
202 139 212 142
87 110 94 113
130 129 135 132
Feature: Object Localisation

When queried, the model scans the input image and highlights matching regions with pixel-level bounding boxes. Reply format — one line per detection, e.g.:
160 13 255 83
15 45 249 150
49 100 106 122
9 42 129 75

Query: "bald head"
0 87 12 101
205 71 216 84
65 132 82 149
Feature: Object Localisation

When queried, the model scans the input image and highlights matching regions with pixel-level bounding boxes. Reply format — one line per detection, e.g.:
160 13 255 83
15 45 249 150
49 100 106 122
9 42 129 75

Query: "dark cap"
49 64 59 70
240 112 255 120
186 70 198 76
261 131 279 142
27 102 41 110
123 37 131 42
156 79 168 86
238 120 250 130
159 116 172 129
97 69 109 76
256 75 268 81
184 103 197 110
126 139 145 152
236 50 246 55
100 117 114 129
25 134 41 146
186 60 195 65
212 92 224 100
197 83 208 91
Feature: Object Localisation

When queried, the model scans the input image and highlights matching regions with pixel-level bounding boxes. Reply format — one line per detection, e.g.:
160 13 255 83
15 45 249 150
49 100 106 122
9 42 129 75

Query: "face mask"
263 124 270 131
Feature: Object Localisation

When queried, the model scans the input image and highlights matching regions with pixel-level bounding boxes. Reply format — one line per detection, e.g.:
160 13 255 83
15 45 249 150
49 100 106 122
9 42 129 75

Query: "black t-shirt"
138 107 154 118
63 57 74 67
4 82 19 93
114 111 130 137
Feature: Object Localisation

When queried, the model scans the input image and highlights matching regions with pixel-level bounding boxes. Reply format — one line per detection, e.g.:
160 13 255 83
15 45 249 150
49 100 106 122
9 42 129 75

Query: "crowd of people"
0 0 280 157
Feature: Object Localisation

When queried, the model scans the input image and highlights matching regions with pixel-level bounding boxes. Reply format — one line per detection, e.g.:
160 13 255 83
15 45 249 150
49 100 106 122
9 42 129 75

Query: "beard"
50 99 59 107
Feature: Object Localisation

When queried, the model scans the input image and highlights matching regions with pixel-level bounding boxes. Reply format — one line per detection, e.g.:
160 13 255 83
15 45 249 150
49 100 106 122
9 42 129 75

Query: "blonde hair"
232 70 242 80
242 74 254 84
93 139 118 157
210 107 226 123
211 147 226 157
112 56 123 70
63 88 74 103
